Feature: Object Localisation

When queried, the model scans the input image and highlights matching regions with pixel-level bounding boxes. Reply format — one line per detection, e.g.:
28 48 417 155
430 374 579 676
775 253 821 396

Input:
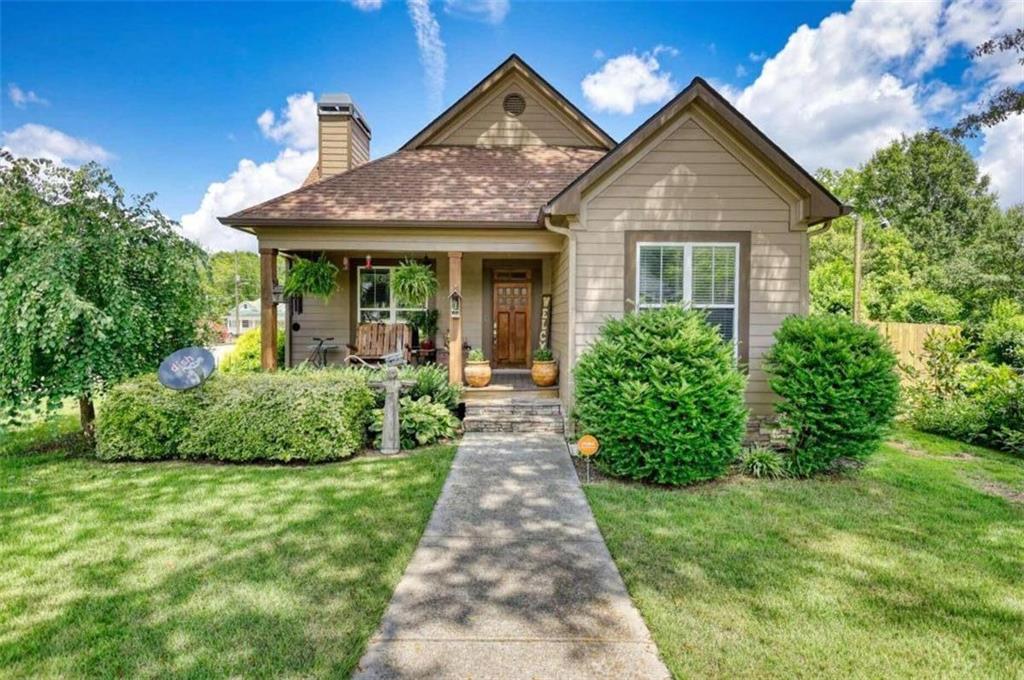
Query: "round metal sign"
578 434 600 458
158 347 216 391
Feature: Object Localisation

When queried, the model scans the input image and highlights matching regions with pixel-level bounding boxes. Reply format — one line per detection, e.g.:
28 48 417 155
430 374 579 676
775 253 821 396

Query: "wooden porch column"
448 251 463 385
260 248 278 371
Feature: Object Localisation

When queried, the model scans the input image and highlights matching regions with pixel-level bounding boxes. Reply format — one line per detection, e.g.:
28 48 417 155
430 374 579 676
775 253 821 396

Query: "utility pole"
234 252 242 339
853 214 863 322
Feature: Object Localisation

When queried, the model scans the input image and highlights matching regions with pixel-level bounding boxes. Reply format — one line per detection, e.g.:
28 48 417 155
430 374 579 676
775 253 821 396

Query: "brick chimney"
317 94 371 177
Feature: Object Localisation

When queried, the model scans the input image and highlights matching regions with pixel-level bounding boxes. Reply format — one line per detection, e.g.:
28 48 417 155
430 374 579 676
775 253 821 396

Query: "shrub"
97 371 374 462
369 364 462 413
371 395 459 449
978 300 1024 370
95 375 202 460
764 315 900 476
221 327 286 373
738 446 788 479
574 307 748 485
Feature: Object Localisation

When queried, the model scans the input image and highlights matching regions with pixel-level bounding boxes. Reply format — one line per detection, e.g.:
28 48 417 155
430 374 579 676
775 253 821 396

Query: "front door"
493 274 531 367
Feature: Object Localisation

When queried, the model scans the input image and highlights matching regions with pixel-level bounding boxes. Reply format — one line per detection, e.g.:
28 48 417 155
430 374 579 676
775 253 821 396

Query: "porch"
254 228 569 397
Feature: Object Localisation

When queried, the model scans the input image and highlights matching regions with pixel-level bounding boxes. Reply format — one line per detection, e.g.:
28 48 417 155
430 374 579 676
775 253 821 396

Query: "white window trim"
357 266 428 323
635 241 740 355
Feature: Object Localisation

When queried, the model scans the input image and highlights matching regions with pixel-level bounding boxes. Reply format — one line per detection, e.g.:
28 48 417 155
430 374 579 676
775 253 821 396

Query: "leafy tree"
205 251 261 317
0 154 209 432
949 29 1024 139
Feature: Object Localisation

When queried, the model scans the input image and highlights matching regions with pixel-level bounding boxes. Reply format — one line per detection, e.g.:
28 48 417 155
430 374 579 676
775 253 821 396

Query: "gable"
431 74 597 148
546 78 846 227
403 55 613 150
586 111 796 227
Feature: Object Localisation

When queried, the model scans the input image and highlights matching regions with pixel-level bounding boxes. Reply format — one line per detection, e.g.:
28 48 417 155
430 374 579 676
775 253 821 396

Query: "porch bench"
345 323 415 366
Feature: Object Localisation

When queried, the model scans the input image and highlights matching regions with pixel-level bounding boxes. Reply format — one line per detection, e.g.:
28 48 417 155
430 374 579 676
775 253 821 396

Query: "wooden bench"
345 323 414 366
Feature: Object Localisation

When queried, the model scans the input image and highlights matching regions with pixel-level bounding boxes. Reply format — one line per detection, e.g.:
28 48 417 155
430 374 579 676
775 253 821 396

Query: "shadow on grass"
0 445 455 678
585 435 1024 678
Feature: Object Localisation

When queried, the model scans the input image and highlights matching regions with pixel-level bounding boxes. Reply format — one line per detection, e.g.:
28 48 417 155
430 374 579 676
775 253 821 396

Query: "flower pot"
464 361 492 387
420 337 435 351
531 360 558 387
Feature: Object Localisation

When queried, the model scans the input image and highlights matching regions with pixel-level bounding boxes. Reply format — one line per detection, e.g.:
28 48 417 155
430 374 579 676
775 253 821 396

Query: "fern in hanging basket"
391 259 438 307
283 254 339 302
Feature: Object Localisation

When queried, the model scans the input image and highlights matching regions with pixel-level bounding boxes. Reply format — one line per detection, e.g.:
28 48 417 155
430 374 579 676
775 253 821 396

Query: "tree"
0 154 210 432
950 29 1024 139
205 251 261 317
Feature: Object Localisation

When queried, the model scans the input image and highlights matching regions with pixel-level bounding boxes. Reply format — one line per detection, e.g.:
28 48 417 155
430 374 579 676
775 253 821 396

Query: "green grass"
585 428 1024 679
0 421 455 678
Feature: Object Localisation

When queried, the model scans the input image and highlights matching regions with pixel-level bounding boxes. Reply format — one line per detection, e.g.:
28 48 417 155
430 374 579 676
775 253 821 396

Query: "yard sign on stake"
578 434 599 483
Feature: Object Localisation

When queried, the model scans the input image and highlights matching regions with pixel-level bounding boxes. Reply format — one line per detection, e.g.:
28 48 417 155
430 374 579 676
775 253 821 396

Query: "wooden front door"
493 276 531 367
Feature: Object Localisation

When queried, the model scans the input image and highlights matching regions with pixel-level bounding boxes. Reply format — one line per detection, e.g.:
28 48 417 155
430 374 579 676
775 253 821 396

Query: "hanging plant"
283 254 339 302
391 258 438 307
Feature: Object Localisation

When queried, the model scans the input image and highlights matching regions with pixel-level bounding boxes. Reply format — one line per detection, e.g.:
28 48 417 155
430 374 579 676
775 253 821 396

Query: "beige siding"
550 236 572 416
288 252 350 366
350 121 370 168
576 115 808 415
435 75 594 148
319 118 351 176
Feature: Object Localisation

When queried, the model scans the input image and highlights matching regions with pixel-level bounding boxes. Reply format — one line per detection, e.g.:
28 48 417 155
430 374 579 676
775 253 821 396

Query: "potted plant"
282 253 339 302
464 348 491 387
392 259 438 307
408 309 439 350
531 346 558 387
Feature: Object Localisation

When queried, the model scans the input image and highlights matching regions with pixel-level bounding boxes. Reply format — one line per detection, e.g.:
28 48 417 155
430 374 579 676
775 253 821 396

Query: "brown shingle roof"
221 146 607 227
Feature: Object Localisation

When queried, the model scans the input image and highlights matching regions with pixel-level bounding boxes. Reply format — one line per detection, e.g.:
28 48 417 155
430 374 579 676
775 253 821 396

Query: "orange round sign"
578 434 600 458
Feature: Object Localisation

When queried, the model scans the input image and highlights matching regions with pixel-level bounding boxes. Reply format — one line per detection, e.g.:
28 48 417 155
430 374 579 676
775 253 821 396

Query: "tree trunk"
79 395 96 436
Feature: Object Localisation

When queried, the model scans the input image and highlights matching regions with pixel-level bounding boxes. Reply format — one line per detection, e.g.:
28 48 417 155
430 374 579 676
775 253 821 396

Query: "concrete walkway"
354 433 669 679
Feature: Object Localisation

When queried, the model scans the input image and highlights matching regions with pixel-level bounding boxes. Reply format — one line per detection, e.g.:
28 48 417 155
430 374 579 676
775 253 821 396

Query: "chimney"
317 94 371 178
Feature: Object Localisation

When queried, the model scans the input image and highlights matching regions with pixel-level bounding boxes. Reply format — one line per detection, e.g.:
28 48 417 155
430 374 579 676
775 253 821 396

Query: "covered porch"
254 227 569 391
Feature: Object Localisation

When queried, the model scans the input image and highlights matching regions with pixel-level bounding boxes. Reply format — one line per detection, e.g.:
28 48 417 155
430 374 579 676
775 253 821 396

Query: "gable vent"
503 93 526 117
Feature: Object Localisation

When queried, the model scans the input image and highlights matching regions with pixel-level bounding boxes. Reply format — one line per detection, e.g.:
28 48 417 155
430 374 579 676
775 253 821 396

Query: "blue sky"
2 1 1021 251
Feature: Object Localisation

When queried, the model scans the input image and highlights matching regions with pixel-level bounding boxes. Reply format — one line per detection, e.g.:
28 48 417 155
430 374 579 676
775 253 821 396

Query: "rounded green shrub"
221 327 285 373
574 307 748 485
95 375 201 460
764 315 900 476
370 395 459 450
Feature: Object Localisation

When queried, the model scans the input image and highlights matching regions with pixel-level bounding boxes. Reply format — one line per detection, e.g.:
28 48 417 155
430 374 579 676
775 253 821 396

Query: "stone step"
463 416 564 434
465 404 562 417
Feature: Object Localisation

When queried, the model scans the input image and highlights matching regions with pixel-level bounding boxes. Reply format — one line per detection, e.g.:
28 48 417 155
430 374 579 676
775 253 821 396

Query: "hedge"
97 371 374 462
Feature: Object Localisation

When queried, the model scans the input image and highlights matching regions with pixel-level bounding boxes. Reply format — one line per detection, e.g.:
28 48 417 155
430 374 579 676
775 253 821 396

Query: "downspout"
544 215 576 432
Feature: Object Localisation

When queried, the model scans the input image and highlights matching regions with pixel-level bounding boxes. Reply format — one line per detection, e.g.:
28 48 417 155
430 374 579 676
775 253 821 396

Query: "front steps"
463 397 564 434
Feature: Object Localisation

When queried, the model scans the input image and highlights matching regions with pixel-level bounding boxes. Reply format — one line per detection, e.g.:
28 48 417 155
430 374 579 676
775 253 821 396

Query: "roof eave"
217 217 545 230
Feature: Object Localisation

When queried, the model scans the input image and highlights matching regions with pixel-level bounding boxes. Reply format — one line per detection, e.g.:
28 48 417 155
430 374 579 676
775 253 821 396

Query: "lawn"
585 429 1024 679
0 418 455 678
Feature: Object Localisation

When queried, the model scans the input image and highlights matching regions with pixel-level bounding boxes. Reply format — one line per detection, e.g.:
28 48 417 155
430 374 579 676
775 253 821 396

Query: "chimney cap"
318 93 371 137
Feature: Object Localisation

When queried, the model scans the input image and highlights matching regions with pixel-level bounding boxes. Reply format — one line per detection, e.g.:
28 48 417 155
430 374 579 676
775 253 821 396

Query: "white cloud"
749 51 767 62
443 0 509 24
1 123 112 165
257 92 318 150
180 148 316 252
735 64 748 78
581 50 677 115
8 84 48 108
407 0 447 111
979 115 1024 208
351 0 383 10
593 49 605 60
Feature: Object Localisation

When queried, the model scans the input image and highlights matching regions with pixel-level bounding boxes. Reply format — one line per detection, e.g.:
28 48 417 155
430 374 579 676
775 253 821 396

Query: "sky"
2 0 1022 252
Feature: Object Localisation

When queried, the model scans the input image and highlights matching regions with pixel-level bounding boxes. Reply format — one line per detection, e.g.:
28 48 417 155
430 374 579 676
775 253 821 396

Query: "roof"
545 77 847 225
402 54 614 151
220 145 606 228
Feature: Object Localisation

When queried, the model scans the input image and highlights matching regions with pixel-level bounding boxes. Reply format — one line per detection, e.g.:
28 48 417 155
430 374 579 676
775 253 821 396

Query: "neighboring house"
224 299 284 337
220 54 845 420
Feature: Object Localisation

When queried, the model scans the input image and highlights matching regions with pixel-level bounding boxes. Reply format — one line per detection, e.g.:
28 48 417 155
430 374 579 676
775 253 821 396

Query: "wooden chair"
345 323 415 366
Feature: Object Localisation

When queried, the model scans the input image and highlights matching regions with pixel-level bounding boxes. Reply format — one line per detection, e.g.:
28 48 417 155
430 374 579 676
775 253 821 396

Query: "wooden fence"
866 321 960 374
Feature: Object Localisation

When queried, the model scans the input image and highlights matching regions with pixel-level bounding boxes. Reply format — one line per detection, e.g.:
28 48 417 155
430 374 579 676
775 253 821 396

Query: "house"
219 54 845 424
224 299 285 337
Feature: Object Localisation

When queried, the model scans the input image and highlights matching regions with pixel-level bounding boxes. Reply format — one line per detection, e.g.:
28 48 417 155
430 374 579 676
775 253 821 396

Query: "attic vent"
503 93 526 117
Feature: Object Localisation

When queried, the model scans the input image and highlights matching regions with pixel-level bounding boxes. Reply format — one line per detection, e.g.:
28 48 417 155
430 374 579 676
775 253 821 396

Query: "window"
357 266 428 323
637 242 739 348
